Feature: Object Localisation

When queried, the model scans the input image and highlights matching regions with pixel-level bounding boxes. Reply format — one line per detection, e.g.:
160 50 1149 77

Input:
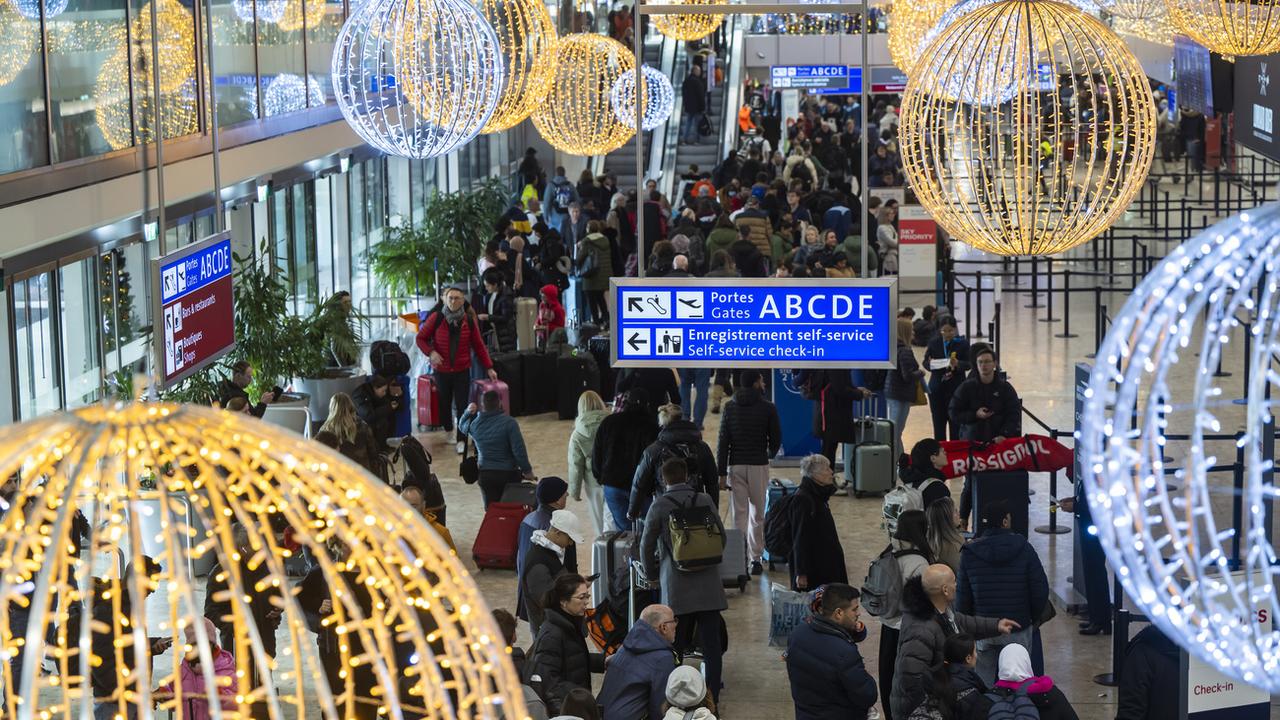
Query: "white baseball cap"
549 509 585 544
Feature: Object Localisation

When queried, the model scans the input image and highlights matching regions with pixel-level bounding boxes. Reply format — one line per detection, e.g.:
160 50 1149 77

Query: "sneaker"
750 560 763 576
456 440 466 455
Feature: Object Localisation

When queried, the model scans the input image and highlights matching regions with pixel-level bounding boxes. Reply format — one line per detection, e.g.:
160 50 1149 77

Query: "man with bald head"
890 564 1019 720
597 604 680 720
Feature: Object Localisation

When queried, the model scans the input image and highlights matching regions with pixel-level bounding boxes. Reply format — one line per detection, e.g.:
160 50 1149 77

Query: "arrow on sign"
627 297 644 313
628 332 644 351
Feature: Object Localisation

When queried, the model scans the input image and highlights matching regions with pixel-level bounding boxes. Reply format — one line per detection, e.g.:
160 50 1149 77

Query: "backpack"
552 181 573 214
985 680 1041 720
657 441 698 483
861 544 925 619
667 495 724 571
882 482 924 536
370 340 410 376
763 492 799 559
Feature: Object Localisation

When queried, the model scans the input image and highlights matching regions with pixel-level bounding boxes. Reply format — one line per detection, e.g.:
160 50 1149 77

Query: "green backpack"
668 495 725 571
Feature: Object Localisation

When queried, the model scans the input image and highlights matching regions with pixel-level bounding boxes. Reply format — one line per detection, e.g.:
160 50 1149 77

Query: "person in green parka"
577 220 615 328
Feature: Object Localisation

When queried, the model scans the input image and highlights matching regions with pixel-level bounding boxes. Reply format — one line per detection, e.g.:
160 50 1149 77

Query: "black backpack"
370 340 410 376
763 492 799 559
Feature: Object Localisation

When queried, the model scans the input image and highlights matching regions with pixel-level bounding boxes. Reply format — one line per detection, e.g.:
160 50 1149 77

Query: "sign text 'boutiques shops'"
610 278 896 368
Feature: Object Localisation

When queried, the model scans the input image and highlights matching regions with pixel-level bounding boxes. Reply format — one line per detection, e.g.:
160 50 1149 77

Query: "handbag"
577 245 599 278
459 440 479 485
698 113 712 137
912 379 928 407
1036 598 1057 626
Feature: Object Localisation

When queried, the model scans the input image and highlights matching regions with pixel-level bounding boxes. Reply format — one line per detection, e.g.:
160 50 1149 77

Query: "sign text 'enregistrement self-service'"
610 278 896 368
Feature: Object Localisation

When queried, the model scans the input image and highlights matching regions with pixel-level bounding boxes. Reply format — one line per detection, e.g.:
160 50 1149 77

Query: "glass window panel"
128 0 200 148
60 256 102 408
47 0 128 162
102 241 150 376
205 0 258 126
305 0 340 104
256 0 306 118
0 6 49 173
316 175 334 297
14 273 61 419
349 162 368 305
271 186 288 274
291 181 316 311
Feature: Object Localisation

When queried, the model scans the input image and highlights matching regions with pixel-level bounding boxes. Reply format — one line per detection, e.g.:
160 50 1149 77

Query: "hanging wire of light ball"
1079 203 1280 693
899 0 1157 256
478 0 557 134
232 0 289 24
277 0 325 32
331 0 503 159
651 0 724 41
610 64 674 131
532 33 636 156
1164 0 1280 56
887 0 950 76
0 402 527 719
249 73 326 117
12 0 69 19
0 2 38 87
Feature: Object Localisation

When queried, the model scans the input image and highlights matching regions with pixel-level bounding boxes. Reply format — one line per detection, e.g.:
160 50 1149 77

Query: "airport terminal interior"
0 0 1280 717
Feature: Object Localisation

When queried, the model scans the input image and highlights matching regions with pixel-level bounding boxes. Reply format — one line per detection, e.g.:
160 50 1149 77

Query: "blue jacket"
459 409 531 473
596 620 678 720
956 528 1050 629
786 614 877 720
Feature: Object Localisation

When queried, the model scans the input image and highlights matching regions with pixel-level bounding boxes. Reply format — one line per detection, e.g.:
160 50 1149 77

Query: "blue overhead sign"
610 278 897 368
770 64 852 90
808 68 863 95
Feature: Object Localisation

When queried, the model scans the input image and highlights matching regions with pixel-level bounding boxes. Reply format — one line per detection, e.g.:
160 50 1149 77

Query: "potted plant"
294 291 369 424
230 242 312 408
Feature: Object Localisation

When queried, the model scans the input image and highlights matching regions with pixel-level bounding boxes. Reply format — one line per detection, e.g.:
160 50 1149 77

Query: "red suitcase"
472 501 532 569
469 379 511 415
417 374 442 430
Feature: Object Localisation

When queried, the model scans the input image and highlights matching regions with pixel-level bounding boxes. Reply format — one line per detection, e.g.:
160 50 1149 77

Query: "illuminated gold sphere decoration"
0 2 38 87
887 0 949 76
1164 0 1280 56
478 0 558 134
532 33 636 156
95 41 199 150
0 403 526 719
651 0 723 41
134 0 198 94
277 0 325 32
899 0 1157 256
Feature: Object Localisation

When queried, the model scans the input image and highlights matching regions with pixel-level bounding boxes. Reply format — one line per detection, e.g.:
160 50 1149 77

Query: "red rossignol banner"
938 434 1074 479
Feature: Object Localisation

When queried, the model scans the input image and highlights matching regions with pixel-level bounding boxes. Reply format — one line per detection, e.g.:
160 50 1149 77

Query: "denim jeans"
679 368 713 429
680 113 703 143
603 485 631 530
885 397 912 460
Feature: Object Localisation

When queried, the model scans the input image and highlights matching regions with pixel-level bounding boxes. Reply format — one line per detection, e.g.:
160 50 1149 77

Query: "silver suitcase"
591 530 635 605
516 296 536 351
721 528 750 592
848 442 894 497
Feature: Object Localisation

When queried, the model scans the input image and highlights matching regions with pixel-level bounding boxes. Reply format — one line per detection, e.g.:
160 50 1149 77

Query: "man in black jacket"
717 370 782 574
956 501 1049 684
1116 625 1179 720
789 454 846 591
629 404 719 522
948 347 1021 443
217 361 275 417
592 388 660 530
785 583 877 720
352 374 401 449
680 64 708 145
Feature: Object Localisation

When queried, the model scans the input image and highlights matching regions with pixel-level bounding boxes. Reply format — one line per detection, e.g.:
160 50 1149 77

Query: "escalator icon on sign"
656 329 683 356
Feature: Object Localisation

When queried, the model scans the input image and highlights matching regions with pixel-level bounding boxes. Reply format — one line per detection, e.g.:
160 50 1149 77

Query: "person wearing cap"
517 477 579 622
661 665 719 720
520 509 586 635
597 604 679 720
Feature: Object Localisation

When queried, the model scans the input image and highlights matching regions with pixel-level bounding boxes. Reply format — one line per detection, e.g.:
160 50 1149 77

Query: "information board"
151 232 236 388
1235 54 1279 161
610 278 896 369
1179 570 1272 719
770 64 852 90
870 67 908 93
808 68 863 95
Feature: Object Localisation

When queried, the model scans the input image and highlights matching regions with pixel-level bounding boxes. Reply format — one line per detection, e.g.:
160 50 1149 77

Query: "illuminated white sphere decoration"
13 0 68 19
249 73 326 117
0 403 527 718
330 0 503 159
1080 203 1280 691
232 0 288 23
610 65 674 131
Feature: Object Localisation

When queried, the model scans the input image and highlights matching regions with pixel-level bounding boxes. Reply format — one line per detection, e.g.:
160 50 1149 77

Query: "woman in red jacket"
416 286 497 452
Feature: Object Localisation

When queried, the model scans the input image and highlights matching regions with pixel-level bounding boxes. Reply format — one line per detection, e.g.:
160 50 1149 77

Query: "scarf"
531 529 565 561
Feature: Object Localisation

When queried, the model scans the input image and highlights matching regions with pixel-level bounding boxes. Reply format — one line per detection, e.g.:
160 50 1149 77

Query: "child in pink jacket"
157 617 239 719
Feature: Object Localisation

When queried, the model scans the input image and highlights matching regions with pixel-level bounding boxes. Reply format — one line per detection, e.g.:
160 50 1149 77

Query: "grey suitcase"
848 442 894 498
591 530 635 606
516 297 536 351
721 528 750 592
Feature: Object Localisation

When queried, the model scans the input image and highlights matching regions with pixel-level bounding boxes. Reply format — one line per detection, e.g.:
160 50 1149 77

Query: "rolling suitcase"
490 351 525 416
469 379 511 415
472 501 531 569
499 481 538 508
721 528 750 592
588 336 615 401
417 374 442 431
516 297 537 351
591 530 636 605
520 351 558 415
848 442 894 498
557 354 600 420
764 479 798 567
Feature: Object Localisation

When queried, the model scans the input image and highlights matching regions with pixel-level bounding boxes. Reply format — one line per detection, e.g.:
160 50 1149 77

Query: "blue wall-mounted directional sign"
770 64 852 90
610 278 897 369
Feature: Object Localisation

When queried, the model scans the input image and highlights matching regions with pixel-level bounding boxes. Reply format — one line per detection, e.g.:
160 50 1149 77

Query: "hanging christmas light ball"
610 65 674 131
277 0 326 32
0 3 38 87
899 0 1156 256
1164 0 1280 56
249 72 326 117
887 0 950 76
533 33 635 155
1098 0 1162 20
95 41 199 150
12 0 69 19
232 0 288 24
1080 203 1280 693
652 0 723 41
331 0 503 159
0 402 527 719
478 0 557 133
133 0 198 94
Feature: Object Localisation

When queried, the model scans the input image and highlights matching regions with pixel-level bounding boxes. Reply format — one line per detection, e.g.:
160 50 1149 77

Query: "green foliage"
307 292 366 368
100 248 138 354
368 178 509 295
159 364 226 405
231 241 316 396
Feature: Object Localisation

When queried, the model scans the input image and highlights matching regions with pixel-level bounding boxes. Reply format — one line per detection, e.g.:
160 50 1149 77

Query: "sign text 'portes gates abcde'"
151 232 236 388
610 278 897 369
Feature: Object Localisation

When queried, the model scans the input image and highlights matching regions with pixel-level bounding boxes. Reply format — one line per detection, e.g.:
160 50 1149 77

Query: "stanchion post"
1040 267 1059 323
1026 257 1042 308
1086 286 1103 359
1055 270 1078 338
1035 464 1071 534
973 271 986 339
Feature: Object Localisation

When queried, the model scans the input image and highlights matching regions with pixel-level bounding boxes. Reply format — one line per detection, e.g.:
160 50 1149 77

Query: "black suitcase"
557 354 601 420
520 351 558 415
490 351 525 416
499 482 538 507
588 336 615 401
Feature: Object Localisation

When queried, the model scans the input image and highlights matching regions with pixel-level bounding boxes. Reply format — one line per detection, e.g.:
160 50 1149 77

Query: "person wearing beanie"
662 665 717 720
517 477 577 624
519 509 587 635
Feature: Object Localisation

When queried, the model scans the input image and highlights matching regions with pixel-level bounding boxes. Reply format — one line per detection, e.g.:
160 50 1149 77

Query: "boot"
710 384 724 414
